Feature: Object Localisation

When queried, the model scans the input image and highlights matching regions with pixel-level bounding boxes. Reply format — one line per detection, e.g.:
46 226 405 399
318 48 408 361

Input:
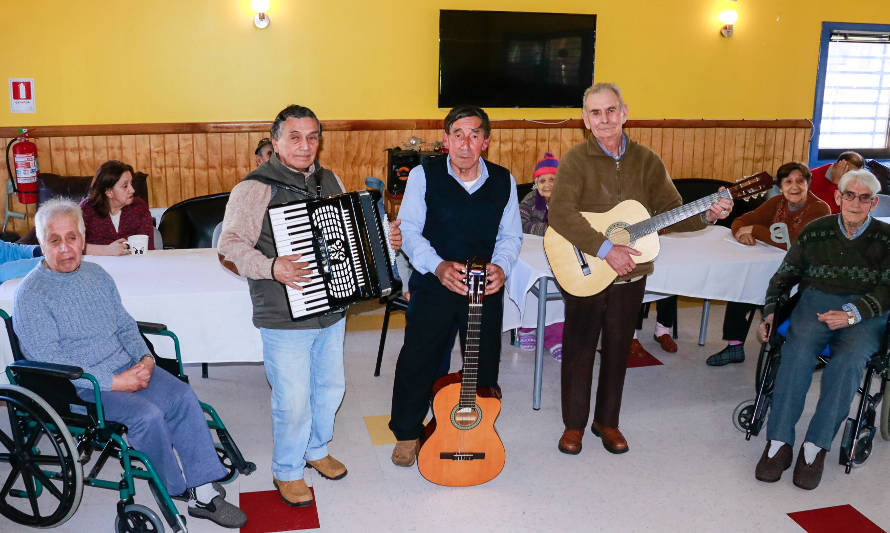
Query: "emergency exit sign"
9 78 36 113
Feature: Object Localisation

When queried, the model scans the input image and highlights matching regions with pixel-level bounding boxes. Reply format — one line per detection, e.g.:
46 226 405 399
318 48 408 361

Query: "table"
0 249 262 373
504 226 787 409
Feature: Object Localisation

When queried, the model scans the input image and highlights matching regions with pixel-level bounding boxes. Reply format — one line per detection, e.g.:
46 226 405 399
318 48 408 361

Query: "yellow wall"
2 0 890 126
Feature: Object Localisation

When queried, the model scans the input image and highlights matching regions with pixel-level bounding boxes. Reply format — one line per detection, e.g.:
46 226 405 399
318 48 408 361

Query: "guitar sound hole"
451 405 481 430
605 223 633 247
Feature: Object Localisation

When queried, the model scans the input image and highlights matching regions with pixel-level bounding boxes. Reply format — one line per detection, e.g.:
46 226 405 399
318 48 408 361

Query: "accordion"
268 190 397 320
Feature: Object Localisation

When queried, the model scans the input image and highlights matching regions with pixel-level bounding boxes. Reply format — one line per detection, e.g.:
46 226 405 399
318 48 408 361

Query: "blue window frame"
810 22 890 166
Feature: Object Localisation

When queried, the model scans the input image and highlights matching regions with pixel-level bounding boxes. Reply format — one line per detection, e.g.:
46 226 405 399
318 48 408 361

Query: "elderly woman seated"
81 160 155 256
707 162 831 366
12 199 246 529
754 169 890 490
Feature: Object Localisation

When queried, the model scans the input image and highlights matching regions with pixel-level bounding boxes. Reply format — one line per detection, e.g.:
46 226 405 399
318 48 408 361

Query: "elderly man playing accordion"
755 169 890 490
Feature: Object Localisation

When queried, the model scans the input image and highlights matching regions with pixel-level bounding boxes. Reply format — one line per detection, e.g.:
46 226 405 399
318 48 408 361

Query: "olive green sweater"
548 135 706 279
764 215 890 319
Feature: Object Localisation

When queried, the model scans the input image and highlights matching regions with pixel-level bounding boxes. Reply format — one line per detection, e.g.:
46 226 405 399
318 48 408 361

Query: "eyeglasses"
840 191 875 204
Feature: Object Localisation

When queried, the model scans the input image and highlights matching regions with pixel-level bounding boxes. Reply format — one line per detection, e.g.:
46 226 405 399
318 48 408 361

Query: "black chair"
516 181 534 201
373 292 409 377
158 192 229 250
672 177 768 229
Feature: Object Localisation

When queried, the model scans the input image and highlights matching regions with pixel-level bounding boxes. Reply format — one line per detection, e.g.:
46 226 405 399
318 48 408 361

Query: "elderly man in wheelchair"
754 169 890 490
4 198 248 530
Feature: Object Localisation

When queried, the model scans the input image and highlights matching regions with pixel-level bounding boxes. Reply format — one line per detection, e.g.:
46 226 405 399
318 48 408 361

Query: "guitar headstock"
465 259 487 305
727 171 773 201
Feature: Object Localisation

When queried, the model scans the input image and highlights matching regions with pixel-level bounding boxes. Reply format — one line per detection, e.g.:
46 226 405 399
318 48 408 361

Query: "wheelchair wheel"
851 427 875 466
880 377 889 441
0 384 83 528
115 503 165 533
215 443 239 483
733 400 755 433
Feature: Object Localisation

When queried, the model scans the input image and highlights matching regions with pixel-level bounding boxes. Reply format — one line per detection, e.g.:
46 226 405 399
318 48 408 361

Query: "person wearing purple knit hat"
518 152 564 360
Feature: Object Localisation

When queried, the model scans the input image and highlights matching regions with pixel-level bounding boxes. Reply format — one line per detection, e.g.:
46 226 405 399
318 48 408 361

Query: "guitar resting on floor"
418 259 506 487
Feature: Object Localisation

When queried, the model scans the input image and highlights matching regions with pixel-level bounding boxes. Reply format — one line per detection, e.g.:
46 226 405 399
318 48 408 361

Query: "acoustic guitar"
417 260 506 487
543 172 774 297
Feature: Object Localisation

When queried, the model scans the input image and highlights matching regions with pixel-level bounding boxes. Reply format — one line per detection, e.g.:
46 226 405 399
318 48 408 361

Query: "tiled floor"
1 299 887 532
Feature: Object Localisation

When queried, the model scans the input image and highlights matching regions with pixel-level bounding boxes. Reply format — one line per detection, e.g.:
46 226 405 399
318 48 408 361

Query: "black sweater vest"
421 156 510 267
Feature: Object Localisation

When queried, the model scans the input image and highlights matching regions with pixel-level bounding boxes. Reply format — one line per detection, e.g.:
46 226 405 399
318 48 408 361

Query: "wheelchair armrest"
137 321 168 333
8 360 84 380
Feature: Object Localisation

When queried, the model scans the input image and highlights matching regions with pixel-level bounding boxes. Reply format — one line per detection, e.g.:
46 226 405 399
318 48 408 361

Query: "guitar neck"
460 303 482 407
625 189 731 240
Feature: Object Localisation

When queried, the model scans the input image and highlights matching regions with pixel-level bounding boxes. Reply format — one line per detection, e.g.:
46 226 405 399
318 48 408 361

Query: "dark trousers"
636 296 677 329
389 275 503 441
722 301 758 342
562 278 646 429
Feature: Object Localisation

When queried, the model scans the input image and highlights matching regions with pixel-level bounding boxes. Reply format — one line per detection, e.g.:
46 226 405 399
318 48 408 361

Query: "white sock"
633 330 639 339
194 483 218 504
654 322 671 337
803 442 822 464
767 439 786 458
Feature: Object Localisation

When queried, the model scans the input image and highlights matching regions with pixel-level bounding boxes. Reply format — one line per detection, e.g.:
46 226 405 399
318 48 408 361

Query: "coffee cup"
127 234 149 255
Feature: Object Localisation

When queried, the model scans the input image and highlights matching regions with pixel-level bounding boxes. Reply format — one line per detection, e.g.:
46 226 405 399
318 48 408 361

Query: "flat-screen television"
438 10 596 108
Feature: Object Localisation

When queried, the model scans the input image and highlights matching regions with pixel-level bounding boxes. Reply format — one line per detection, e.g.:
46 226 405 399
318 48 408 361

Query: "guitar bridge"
439 452 486 461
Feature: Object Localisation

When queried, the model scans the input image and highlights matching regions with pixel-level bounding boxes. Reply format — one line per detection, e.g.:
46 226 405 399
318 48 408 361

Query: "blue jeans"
261 319 346 481
77 368 226 496
766 289 887 450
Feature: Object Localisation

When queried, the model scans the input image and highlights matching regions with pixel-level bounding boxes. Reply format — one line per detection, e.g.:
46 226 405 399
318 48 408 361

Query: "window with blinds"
816 27 890 157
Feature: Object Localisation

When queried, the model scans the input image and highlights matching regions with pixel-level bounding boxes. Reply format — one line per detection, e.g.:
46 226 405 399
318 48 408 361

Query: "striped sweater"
763 215 890 319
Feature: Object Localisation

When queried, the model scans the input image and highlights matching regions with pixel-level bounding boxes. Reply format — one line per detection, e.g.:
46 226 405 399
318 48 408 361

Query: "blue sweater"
0 241 41 283
12 261 148 390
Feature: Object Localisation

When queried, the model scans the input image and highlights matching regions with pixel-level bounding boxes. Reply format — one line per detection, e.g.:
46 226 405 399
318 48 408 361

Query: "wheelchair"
732 294 890 474
0 309 256 533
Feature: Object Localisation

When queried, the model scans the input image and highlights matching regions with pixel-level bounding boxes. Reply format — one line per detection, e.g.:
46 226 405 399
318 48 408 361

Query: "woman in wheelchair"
754 169 890 490
11 199 247 528
707 161 830 366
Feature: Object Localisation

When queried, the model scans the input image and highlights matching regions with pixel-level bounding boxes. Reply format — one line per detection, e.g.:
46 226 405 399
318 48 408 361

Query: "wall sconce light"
719 9 738 37
252 0 270 29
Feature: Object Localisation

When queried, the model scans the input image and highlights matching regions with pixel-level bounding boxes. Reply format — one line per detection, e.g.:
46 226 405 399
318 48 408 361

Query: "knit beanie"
534 152 559 178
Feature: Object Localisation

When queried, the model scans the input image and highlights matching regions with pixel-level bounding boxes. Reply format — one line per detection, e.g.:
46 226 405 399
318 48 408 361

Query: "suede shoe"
306 455 347 480
188 495 248 529
558 428 584 455
754 442 792 482
706 344 745 366
272 478 314 507
654 334 678 353
391 439 420 467
628 339 653 361
590 420 629 454
792 446 826 490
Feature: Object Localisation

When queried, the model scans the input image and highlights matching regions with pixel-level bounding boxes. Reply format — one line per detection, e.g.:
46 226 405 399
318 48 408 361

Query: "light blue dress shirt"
397 155 522 278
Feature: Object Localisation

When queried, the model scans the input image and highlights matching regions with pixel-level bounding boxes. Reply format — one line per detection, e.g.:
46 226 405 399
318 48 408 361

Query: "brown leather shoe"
273 478 314 507
628 339 653 361
558 429 584 455
654 333 678 353
590 420 629 454
306 455 347 480
391 439 420 467
792 446 826 490
754 442 793 482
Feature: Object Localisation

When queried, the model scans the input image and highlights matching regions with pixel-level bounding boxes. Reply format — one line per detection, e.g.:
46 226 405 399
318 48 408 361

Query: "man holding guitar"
547 83 733 455
389 105 522 468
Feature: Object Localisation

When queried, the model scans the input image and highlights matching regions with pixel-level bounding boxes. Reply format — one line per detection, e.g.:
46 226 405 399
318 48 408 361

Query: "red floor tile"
626 351 663 368
788 504 884 533
239 488 320 533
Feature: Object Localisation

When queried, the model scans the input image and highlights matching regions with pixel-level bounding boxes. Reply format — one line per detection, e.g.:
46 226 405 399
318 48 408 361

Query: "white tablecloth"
503 226 787 330
0 249 262 370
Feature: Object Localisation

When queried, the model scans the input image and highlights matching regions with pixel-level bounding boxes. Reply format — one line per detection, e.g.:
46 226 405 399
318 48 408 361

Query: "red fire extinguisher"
5 129 39 204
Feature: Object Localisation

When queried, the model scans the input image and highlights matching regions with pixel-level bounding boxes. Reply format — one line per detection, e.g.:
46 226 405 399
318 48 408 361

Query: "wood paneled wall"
0 119 811 234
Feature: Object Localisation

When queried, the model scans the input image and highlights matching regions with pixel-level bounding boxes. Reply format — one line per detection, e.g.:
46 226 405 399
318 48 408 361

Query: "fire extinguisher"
5 128 39 204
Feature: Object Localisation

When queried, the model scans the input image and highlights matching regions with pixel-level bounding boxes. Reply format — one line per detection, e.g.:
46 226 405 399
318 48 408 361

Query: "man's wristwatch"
845 310 856 326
